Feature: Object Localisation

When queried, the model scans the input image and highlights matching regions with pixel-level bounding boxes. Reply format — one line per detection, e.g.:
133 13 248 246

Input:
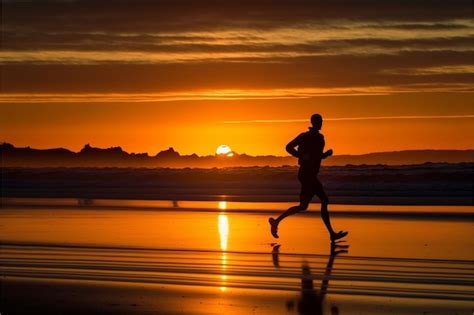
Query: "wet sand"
1 201 473 314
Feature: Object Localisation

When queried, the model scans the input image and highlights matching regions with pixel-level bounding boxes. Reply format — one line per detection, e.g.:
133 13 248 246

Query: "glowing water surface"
1 200 473 314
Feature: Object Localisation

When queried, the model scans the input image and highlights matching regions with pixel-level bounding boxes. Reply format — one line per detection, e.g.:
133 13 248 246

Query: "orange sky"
2 94 473 156
1 1 473 156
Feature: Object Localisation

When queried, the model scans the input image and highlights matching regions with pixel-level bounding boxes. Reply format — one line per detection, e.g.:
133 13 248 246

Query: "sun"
216 144 234 157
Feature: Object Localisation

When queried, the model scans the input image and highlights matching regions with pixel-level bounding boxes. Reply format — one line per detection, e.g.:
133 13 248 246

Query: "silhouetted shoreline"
2 142 474 168
3 163 472 205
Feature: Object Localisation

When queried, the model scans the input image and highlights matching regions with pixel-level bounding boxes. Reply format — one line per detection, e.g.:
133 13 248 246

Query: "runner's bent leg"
269 168 312 238
314 178 336 237
274 201 309 224
274 169 312 224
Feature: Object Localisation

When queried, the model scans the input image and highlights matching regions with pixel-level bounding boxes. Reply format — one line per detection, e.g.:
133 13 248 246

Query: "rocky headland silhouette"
2 142 473 168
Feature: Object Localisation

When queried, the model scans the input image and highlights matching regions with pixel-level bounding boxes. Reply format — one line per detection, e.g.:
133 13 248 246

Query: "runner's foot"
330 231 348 243
268 218 279 238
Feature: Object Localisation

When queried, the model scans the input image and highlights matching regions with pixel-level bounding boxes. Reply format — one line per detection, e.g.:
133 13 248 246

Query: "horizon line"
2 142 474 157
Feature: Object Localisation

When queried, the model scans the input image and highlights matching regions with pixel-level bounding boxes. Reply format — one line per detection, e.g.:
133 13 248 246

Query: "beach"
1 200 473 314
3 0 474 314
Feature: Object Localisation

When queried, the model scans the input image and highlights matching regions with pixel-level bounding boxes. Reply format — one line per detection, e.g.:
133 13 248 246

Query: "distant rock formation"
1 142 473 168
155 147 180 159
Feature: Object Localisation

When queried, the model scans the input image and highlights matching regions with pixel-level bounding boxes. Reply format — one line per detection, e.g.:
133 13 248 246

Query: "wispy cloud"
0 88 391 103
2 84 474 103
2 1 473 96
222 115 474 124
2 21 473 64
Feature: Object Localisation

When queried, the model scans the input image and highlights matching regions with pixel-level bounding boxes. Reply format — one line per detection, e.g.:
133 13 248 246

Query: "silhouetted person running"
269 114 348 242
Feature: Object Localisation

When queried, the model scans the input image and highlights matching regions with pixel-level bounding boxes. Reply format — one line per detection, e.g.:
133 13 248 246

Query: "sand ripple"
1 241 473 301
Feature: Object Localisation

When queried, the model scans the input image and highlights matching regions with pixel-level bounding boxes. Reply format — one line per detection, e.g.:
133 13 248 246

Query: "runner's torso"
297 130 325 173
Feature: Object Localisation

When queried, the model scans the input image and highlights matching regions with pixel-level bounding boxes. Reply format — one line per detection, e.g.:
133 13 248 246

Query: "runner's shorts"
298 167 328 206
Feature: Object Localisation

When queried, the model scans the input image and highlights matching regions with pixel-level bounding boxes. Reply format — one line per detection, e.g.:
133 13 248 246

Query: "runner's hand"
324 149 333 157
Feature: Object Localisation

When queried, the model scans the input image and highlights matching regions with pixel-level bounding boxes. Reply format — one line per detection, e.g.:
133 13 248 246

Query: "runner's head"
310 114 323 130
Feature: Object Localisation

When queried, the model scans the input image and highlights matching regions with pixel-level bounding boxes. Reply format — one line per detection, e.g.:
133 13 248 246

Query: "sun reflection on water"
218 214 229 292
218 201 227 210
218 214 229 250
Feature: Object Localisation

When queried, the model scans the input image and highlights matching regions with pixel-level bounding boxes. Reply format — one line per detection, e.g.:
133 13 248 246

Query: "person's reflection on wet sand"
271 244 281 268
273 243 348 315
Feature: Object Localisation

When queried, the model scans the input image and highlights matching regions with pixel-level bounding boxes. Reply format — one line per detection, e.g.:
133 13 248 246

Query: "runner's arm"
285 134 302 158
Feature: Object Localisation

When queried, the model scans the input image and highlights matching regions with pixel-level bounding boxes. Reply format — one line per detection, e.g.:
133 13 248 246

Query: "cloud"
0 88 392 103
3 20 473 56
222 115 474 124
1 84 473 103
2 50 473 94
1 0 473 99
